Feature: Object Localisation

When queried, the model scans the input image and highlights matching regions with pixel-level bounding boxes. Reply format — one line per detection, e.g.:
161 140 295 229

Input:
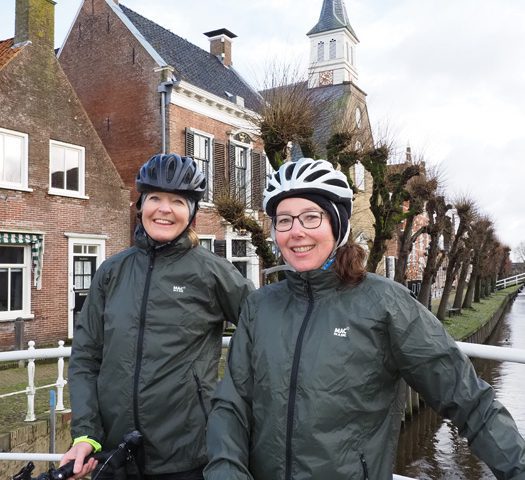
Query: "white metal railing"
1 339 525 479
0 340 70 421
496 272 525 289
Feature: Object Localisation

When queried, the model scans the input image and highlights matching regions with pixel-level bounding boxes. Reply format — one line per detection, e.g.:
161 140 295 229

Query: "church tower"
307 0 359 88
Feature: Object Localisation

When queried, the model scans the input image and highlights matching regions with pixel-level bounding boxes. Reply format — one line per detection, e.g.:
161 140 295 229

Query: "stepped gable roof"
0 38 25 70
120 5 262 112
307 0 358 40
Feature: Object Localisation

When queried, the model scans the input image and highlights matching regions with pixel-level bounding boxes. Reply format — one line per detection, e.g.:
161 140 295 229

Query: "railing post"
14 317 25 368
25 341 36 422
55 340 67 411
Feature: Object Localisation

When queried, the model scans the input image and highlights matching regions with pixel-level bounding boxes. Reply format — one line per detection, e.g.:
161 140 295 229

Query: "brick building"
59 0 267 287
0 0 130 349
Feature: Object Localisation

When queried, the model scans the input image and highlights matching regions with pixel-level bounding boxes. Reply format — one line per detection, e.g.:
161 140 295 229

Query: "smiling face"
274 197 336 272
141 191 190 243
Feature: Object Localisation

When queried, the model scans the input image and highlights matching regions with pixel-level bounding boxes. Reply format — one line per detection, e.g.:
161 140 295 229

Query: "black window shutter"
185 128 194 157
214 240 227 258
228 142 236 198
251 151 262 210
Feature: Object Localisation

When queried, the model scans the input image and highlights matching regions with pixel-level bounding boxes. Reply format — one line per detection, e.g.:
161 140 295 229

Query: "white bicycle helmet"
263 158 353 217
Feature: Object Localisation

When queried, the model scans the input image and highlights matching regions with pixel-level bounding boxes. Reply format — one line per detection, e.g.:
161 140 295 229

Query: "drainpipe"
158 80 174 154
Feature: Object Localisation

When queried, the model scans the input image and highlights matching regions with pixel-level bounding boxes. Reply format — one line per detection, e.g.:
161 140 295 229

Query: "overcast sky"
2 0 525 260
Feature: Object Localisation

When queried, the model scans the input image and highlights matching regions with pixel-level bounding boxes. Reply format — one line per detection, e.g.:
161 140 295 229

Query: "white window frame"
225 226 260 288
198 235 215 252
190 128 214 205
0 245 32 321
0 127 30 191
49 140 88 199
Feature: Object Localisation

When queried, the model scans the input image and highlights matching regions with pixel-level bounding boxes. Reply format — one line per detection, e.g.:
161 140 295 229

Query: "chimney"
14 0 56 50
204 28 237 67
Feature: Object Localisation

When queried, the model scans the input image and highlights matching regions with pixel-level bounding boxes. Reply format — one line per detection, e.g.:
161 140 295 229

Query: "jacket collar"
285 268 343 298
134 224 192 256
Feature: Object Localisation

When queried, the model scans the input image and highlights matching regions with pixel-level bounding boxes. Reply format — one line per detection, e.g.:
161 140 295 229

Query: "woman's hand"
59 441 98 479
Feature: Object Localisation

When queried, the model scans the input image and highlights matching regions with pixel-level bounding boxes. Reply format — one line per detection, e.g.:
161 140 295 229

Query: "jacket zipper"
133 249 156 432
359 453 369 480
285 280 314 480
192 369 209 422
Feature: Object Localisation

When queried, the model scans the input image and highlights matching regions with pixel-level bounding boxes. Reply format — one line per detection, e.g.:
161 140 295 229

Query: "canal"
395 289 525 479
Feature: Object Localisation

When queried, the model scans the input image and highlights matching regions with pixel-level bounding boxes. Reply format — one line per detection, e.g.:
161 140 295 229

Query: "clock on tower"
319 70 333 86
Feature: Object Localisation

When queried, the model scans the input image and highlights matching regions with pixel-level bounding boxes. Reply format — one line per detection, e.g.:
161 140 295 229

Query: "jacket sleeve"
68 263 107 444
387 285 525 479
204 302 254 480
213 259 255 326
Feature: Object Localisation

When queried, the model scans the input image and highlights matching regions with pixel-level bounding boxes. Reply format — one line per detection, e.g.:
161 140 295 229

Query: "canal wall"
0 411 71 478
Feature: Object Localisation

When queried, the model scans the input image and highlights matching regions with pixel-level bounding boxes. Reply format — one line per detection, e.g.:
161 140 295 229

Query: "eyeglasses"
273 211 325 232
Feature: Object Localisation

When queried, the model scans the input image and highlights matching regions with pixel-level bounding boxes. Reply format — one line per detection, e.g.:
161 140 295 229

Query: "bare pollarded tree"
462 217 494 309
394 163 440 285
326 133 422 273
417 195 453 310
436 197 477 321
258 62 330 170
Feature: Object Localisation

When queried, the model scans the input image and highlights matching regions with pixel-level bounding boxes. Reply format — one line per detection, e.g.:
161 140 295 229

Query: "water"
395 290 525 479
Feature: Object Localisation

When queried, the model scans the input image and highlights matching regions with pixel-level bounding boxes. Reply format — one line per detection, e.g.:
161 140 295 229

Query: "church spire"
307 0 358 40
307 0 359 88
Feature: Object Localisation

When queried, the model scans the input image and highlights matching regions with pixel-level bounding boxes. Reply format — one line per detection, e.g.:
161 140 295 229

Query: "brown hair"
333 241 367 285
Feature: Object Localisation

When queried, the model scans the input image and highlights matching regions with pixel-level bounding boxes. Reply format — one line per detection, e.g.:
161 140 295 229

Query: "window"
234 145 248 204
232 240 248 278
0 245 31 320
193 133 212 202
355 160 365 191
355 107 362 128
49 140 85 197
329 39 336 59
0 127 28 190
199 238 213 251
317 41 325 61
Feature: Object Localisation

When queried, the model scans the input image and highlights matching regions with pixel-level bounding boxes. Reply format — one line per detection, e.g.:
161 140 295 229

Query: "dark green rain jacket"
205 270 525 480
69 230 254 475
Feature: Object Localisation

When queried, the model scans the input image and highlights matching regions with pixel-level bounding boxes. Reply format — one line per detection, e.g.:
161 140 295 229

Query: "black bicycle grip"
47 453 102 480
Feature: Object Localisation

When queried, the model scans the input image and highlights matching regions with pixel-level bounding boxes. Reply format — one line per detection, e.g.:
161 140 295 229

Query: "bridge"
1 339 525 480
496 272 525 290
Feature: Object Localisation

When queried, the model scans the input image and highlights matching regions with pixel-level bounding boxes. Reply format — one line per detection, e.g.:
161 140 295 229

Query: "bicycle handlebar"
11 430 143 480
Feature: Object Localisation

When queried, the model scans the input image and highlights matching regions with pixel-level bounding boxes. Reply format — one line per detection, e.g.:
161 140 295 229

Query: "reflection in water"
395 291 525 479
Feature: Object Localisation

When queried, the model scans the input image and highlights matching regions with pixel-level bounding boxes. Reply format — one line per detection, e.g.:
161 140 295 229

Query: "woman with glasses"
204 157 525 480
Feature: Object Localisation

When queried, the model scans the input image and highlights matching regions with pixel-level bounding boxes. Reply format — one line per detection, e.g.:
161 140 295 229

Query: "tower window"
329 39 336 59
317 41 325 61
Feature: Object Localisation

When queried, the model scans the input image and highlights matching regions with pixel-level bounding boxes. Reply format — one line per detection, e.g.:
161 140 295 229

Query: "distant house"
0 0 130 349
59 0 267 287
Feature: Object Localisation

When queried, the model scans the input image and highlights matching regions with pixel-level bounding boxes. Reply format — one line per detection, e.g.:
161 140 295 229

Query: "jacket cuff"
72 435 102 453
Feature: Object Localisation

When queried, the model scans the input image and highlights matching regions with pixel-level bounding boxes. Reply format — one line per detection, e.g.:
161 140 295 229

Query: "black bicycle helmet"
136 153 206 202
